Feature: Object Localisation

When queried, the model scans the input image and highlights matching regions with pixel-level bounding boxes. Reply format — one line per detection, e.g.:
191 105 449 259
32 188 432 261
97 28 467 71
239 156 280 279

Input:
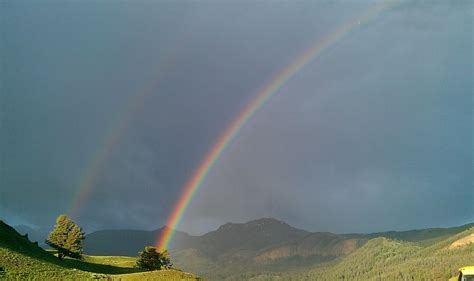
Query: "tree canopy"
136 246 172 271
46 214 85 260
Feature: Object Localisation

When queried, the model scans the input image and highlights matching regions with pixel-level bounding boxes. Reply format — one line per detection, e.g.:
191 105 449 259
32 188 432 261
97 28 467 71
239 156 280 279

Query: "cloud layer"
1 1 472 234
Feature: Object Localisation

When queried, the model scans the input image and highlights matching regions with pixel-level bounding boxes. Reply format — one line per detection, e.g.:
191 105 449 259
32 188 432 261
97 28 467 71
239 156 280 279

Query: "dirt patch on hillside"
449 233 474 249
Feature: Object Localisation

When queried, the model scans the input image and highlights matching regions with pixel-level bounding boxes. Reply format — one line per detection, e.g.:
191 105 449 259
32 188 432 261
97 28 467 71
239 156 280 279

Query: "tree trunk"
57 252 64 260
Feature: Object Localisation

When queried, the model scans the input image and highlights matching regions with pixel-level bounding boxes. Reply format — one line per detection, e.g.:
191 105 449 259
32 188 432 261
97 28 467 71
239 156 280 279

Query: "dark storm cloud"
1 0 472 235
182 0 473 234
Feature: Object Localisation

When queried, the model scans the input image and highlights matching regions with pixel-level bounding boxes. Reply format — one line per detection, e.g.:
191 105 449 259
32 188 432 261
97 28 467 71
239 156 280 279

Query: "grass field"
0 220 201 280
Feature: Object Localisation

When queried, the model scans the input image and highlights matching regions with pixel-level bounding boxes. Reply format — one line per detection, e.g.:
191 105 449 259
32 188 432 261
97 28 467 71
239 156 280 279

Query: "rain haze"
1 0 472 237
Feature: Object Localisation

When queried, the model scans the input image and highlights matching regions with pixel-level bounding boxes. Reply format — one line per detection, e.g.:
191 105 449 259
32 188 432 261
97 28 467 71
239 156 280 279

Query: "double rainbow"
68 41 184 219
156 1 398 251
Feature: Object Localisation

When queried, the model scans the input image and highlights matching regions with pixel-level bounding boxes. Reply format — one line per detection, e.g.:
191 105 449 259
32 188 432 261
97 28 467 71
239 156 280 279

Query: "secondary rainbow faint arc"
68 39 184 219
156 1 399 252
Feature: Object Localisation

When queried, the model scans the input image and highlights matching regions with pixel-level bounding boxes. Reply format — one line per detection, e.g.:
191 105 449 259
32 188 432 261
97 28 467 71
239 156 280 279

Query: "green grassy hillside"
0 220 92 279
169 220 474 280
0 220 200 280
173 227 473 281
344 223 474 246
250 227 474 281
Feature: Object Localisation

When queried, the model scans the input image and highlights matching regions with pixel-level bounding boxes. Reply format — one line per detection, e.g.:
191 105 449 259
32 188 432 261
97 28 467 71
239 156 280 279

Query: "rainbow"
68 91 148 219
68 41 184 219
156 1 399 251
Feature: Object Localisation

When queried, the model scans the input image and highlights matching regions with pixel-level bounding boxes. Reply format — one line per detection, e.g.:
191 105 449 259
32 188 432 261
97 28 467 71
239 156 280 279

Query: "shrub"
136 246 172 271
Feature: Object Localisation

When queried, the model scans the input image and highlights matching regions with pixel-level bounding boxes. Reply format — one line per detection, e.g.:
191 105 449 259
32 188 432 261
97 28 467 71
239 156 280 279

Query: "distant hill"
84 218 473 257
183 218 309 258
84 218 312 257
282 227 474 281
83 218 474 280
253 232 365 263
343 222 474 246
13 225 48 246
83 227 192 256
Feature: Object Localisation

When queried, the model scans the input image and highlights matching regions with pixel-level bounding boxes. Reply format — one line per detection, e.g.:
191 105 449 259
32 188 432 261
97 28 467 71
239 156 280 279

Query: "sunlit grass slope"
113 269 202 280
0 220 200 280
0 220 92 279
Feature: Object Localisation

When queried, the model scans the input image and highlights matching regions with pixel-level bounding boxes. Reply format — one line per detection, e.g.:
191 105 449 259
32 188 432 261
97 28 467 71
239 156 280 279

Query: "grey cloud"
1 0 472 235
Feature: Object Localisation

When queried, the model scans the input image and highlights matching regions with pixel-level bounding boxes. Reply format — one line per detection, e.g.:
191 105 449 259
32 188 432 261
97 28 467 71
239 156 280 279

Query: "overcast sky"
1 0 472 235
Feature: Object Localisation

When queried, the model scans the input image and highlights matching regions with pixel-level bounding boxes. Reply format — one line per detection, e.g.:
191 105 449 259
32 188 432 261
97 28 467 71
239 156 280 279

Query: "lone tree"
136 246 172 271
46 214 85 260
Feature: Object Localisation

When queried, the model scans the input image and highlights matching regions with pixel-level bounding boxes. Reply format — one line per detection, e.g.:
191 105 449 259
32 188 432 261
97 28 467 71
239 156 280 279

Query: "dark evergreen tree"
46 214 85 260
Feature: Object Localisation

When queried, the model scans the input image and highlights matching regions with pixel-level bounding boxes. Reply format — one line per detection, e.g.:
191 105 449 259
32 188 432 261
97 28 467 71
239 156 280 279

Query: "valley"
83 218 474 280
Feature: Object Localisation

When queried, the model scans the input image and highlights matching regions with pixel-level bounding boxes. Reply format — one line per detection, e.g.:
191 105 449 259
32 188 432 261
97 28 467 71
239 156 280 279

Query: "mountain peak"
246 217 288 226
218 218 291 231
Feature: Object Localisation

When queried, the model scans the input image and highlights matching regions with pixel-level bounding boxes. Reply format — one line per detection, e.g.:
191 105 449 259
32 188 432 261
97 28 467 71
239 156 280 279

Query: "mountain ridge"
84 217 474 256
80 218 474 280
